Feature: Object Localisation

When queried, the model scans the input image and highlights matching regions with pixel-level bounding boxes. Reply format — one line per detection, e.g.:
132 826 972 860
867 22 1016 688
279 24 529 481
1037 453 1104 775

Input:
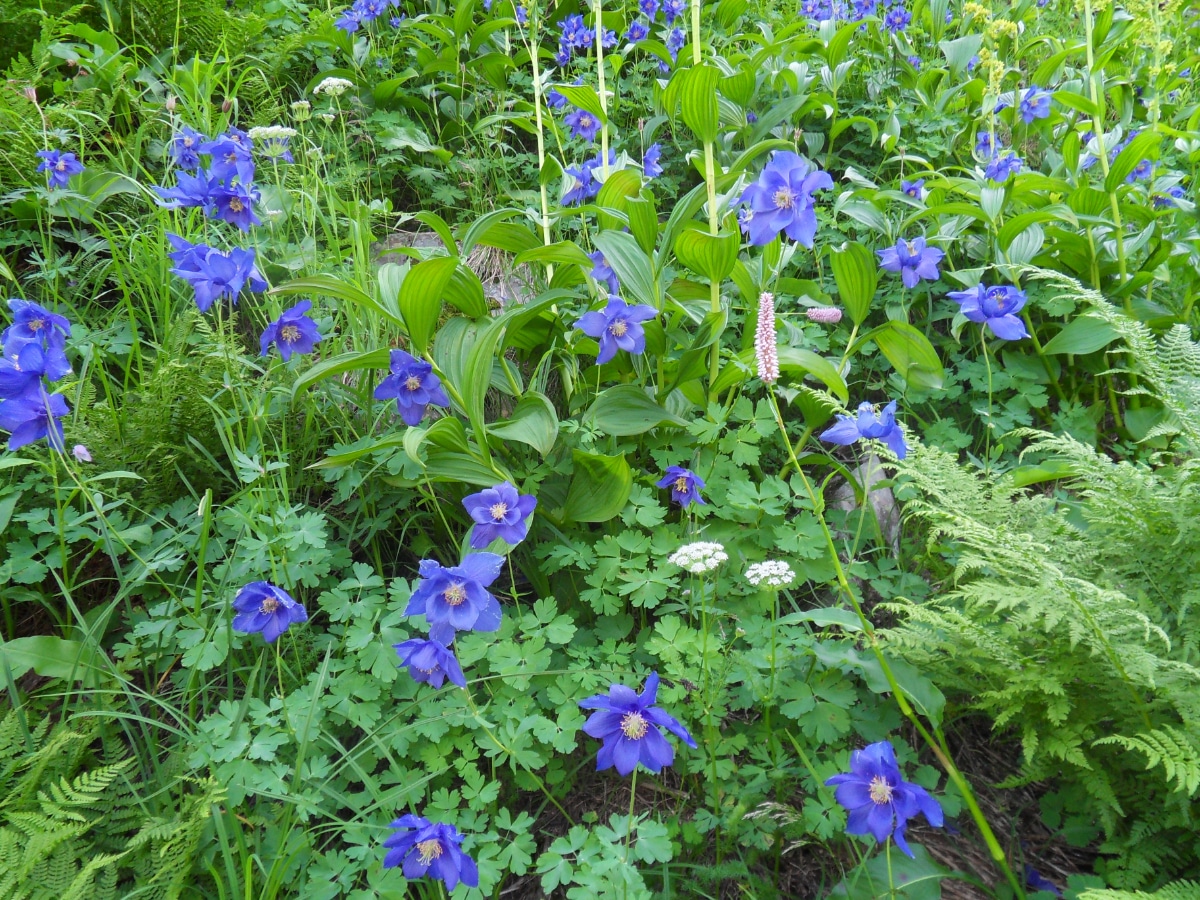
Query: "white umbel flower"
313 77 354 97
247 125 298 141
745 560 796 588
668 541 729 574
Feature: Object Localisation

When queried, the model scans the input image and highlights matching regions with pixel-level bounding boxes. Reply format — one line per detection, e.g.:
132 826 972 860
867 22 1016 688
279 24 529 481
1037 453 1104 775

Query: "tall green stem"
594 0 610 178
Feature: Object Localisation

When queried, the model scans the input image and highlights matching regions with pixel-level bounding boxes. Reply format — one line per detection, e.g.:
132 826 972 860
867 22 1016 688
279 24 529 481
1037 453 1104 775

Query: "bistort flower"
405 553 504 646
231 581 308 643
755 291 779 384
374 349 451 426
394 638 467 689
656 465 706 507
738 151 833 247
260 300 322 361
877 237 944 288
382 815 479 891
825 740 944 858
575 295 657 364
947 283 1029 340
462 482 538 548
579 671 697 775
820 400 908 460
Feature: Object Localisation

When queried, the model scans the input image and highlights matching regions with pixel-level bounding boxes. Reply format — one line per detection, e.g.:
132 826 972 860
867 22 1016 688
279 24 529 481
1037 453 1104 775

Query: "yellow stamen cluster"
260 597 279 614
868 775 894 805
620 711 649 740
443 583 467 606
416 839 444 865
489 501 508 521
405 375 422 391
280 325 300 343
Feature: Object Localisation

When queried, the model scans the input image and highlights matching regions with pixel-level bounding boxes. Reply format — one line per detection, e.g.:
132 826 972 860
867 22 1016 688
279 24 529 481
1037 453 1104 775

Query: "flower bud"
806 306 844 324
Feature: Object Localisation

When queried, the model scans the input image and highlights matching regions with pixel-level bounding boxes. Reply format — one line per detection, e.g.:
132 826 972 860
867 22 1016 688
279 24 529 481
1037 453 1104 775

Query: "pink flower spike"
806 306 844 324
755 292 779 385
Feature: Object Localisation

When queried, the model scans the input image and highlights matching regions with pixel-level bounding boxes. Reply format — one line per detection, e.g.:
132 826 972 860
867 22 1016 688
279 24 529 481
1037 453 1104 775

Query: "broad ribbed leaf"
488 392 559 456
679 64 721 144
864 321 944 390
594 230 658 308
585 385 688 436
673 226 740 283
399 256 458 354
562 450 633 523
829 241 878 326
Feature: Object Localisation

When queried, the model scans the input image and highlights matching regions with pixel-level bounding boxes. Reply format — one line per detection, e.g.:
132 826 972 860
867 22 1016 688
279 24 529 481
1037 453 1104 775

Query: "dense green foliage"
1 0 1199 897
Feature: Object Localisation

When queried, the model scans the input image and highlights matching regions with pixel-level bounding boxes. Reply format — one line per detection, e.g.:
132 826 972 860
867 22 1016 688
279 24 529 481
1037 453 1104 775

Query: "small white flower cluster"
668 541 728 574
745 560 796 588
313 76 354 97
247 125 298 141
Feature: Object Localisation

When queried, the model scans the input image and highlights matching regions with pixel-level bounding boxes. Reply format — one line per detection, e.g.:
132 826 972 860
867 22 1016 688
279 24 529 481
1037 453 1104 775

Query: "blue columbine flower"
462 482 538 548
0 390 69 451
820 400 908 459
563 151 612 206
948 284 1029 340
579 672 697 776
877 237 944 288
575 295 657 364
1018 87 1052 123
564 108 601 142
640 0 659 18
738 151 833 247
643 142 663 178
2 299 72 381
394 638 467 688
907 55 921 69
984 152 1023 183
588 251 620 293
260 300 322 361
210 182 261 231
202 133 256 186
405 553 504 646
1127 159 1153 182
169 126 207 171
656 465 706 506
901 178 926 200
662 0 686 23
354 0 387 20
35 149 84 189
883 4 910 31
975 131 1001 159
231 581 308 643
374 349 451 426
625 20 648 42
0 343 49 401
1152 185 1186 209
546 87 567 109
382 816 479 891
1024 865 1063 897
825 740 944 858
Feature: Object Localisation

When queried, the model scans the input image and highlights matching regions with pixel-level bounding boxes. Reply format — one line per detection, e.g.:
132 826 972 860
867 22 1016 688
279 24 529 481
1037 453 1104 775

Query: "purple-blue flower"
153 169 217 211
1127 159 1153 182
260 299 322 361
588 251 620 293
824 741 944 858
564 107 601 142
1153 185 1186 208
546 87 567 109
354 0 388 20
36 150 84 189
405 553 504 646
201 132 256 186
211 182 261 231
738 151 833 247
462 482 538 548
1018 87 1051 124
901 178 926 200
877 237 944 288
984 152 1023 183
643 142 663 178
2 299 71 381
662 0 686 24
907 55 921 70
820 400 908 459
563 151 610 206
0 390 69 451
374 349 451 426
575 295 657 364
231 581 308 643
394 638 467 688
975 131 1000 159
0 343 49 401
382 816 478 891
656 465 705 506
948 283 1029 340
579 672 696 776
883 4 910 31
171 246 266 312
625 20 648 42
1025 866 1062 897
639 0 659 18
169 126 207 171
666 27 686 62
336 6 362 32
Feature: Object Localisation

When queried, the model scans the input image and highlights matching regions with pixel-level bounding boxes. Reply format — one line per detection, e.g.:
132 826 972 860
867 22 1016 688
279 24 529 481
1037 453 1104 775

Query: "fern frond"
1095 727 1200 796
1079 880 1200 899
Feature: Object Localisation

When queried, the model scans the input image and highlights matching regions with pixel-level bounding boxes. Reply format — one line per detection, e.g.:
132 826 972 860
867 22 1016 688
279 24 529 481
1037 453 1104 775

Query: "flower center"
404 375 422 391
581 115 594 128
226 151 239 164
416 665 436 674
489 501 508 521
29 318 45 331
773 186 795 209
986 288 1010 312
620 711 649 739
229 197 244 212
905 240 917 256
674 475 688 492
280 324 300 343
868 775 893 805
609 319 628 337
443 583 467 606
56 160 67 171
416 839 443 865
260 597 279 614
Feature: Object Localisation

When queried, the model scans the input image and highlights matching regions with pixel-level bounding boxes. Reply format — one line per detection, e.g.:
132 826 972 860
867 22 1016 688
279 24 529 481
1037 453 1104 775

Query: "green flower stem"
594 0 610 179
980 329 994 475
519 15 555 276
461 683 574 825
623 767 638 867
765 388 1026 900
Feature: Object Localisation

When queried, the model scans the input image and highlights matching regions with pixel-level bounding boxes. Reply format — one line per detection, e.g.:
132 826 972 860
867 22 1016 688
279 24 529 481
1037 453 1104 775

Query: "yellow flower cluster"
987 18 1020 41
963 2 991 20
976 47 1006 96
